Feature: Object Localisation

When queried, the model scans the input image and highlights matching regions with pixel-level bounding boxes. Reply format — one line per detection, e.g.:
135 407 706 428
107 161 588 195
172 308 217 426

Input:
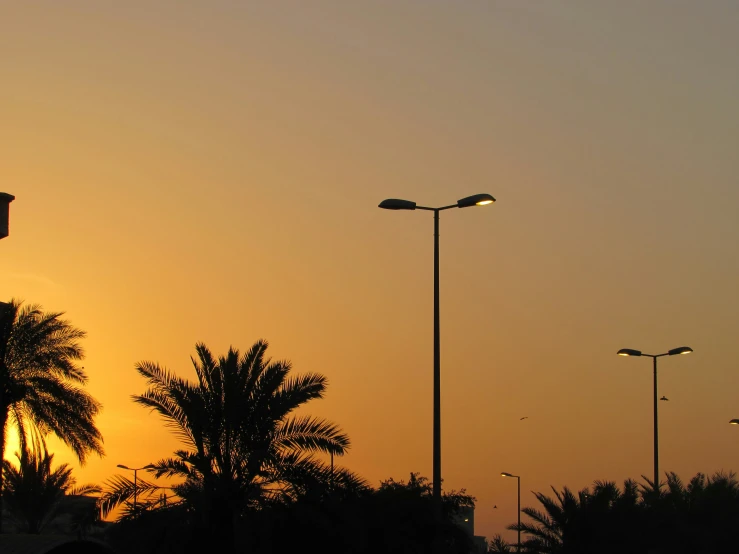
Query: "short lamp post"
501 472 521 553
617 346 692 488
379 193 495 515
117 464 155 512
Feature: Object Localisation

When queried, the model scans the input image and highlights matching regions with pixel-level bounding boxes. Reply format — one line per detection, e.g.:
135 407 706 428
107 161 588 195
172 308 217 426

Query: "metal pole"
133 469 138 512
433 209 441 513
517 476 521 554
653 356 659 489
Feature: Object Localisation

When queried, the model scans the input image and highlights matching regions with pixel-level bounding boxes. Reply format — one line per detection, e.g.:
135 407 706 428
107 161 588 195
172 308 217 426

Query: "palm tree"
98 473 165 521
641 471 739 553
511 480 643 553
0 299 104 532
509 485 579 553
123 340 357 549
488 534 513 553
2 439 101 533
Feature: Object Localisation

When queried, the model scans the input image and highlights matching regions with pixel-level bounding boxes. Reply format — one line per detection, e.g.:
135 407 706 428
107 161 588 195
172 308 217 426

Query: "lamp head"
457 193 495 208
730 419 739 425
117 464 130 470
501 472 512 478
379 199 416 210
617 349 642 357
668 346 693 356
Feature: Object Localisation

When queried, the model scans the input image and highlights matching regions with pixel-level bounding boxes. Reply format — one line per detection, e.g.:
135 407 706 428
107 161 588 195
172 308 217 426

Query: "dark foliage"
105 472 479 554
2 439 100 533
0 299 103 532
101 340 364 551
510 471 739 554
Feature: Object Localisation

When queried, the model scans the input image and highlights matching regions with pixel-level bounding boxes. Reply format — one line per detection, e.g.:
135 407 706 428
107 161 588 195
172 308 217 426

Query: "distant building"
453 506 487 553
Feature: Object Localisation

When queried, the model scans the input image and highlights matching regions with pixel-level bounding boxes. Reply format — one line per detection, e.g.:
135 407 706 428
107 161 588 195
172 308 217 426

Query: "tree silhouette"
640 471 739 553
512 473 739 553
98 473 163 521
126 340 360 550
487 533 513 553
243 472 475 554
508 485 583 552
509 481 643 553
1 438 100 533
0 300 103 532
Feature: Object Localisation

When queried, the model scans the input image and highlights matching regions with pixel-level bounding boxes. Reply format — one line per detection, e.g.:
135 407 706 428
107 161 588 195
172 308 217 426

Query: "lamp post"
1 193 15 239
617 346 692 487
379 193 495 513
501 472 521 553
117 464 155 512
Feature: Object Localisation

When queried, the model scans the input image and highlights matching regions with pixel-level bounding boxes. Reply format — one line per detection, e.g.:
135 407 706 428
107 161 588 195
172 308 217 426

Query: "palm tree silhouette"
640 471 739 552
0 300 104 532
128 340 357 549
508 485 578 552
509 480 644 553
1 438 101 533
488 533 513 553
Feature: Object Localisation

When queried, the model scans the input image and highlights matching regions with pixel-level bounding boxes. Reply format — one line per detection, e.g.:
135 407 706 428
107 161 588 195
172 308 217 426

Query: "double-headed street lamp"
117 463 155 512
379 194 495 511
617 346 692 487
501 472 521 553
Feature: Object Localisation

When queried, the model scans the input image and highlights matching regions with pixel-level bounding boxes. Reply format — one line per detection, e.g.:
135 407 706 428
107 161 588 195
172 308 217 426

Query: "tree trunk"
0 409 6 534
0 300 13 534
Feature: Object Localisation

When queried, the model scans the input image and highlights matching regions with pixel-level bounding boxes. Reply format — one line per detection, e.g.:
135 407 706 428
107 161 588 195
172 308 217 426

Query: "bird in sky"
660 396 669 401
520 416 528 420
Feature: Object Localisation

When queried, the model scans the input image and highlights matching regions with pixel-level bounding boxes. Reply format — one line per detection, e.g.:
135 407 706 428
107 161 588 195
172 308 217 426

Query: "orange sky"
2 0 739 542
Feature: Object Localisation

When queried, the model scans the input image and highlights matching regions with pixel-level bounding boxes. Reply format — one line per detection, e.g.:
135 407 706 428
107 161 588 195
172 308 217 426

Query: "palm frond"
98 474 161 520
275 415 350 454
1 300 103 466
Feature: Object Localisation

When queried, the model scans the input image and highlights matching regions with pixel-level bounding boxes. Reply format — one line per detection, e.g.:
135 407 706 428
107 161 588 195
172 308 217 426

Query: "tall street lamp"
617 346 692 487
117 464 155 512
379 193 495 512
501 472 521 553
1 193 15 239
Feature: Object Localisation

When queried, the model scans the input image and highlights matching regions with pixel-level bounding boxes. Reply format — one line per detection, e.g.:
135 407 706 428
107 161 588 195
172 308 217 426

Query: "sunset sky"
2 1 739 542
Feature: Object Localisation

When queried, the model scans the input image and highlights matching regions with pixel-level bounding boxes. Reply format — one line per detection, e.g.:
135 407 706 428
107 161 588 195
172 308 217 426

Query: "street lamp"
501 472 521 553
730 419 739 425
617 346 692 487
1 193 15 239
117 464 155 512
379 193 495 512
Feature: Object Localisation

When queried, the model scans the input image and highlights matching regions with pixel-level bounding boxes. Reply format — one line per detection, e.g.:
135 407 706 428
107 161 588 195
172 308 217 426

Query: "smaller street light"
117 464 155 512
501 472 521 553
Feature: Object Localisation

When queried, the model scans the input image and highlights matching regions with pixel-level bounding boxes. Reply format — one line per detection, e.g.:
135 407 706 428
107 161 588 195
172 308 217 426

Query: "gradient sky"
2 0 739 542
